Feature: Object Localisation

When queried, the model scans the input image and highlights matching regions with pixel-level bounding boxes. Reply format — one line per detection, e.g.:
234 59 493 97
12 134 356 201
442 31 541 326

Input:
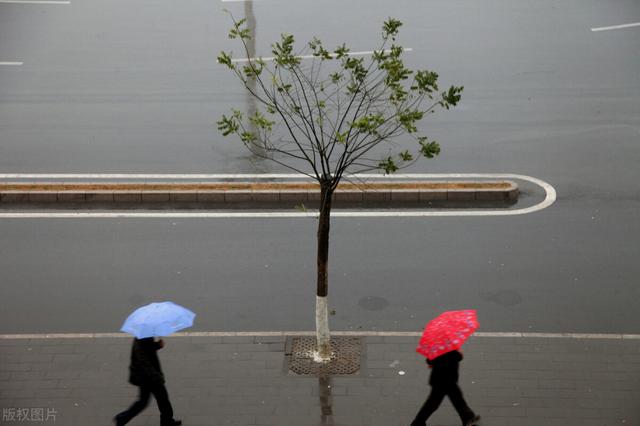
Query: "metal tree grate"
286 337 361 376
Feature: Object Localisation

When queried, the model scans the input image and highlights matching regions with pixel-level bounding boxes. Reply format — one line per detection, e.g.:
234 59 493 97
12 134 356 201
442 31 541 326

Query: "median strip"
0 181 518 207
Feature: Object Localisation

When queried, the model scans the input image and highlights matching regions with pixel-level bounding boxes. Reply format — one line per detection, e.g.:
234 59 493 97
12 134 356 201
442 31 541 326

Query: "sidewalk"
1 334 639 426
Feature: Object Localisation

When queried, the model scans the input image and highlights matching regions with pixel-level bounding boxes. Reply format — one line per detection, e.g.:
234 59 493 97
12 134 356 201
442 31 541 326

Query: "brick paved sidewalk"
1 335 639 426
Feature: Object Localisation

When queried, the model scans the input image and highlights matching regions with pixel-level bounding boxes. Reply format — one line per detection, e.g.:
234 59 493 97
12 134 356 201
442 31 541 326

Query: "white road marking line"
0 331 638 340
0 0 69 3
231 48 413 63
0 62 23 66
591 22 640 32
0 173 556 218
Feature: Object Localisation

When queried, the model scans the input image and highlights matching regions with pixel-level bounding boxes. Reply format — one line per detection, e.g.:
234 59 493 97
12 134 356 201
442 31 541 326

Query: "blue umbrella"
121 302 196 338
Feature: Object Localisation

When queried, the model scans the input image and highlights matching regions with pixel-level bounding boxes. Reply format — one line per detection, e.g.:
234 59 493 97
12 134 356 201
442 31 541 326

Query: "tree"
217 15 463 360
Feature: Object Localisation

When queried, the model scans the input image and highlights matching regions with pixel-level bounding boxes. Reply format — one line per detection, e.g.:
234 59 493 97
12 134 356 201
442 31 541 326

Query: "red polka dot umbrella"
416 310 479 360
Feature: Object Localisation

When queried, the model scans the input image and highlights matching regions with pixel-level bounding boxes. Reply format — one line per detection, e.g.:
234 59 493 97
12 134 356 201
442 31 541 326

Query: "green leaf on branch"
389 87 408 103
383 18 403 40
217 111 242 136
243 63 263 78
276 83 292 93
217 51 235 69
397 109 424 133
381 57 412 83
249 111 275 131
309 37 332 60
379 156 399 174
399 150 413 162
351 114 385 133
240 131 257 143
228 18 251 40
343 57 367 82
380 50 412 103
440 85 464 109
335 131 348 144
389 44 404 59
334 44 350 59
372 49 388 63
413 70 439 94
272 33 300 66
419 138 441 158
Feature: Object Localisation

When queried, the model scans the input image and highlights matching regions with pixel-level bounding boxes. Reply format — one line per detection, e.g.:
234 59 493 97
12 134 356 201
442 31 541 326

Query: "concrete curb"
0 181 518 206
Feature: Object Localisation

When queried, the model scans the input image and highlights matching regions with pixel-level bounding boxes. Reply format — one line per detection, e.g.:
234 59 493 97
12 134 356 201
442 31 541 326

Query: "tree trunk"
315 182 333 360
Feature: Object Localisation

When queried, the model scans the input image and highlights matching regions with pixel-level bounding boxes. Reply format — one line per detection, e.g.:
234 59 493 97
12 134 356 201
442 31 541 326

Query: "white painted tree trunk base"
315 295 331 361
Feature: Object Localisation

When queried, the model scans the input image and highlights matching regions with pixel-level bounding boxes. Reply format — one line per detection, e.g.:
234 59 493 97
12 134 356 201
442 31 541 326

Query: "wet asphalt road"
0 0 639 334
0 0 638 174
0 192 638 334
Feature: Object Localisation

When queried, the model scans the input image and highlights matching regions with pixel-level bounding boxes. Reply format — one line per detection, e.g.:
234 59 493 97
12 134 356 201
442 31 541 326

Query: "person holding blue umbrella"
114 302 195 426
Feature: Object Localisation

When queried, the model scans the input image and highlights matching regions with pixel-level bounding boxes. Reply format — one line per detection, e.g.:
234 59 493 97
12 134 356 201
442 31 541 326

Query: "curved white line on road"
0 173 556 218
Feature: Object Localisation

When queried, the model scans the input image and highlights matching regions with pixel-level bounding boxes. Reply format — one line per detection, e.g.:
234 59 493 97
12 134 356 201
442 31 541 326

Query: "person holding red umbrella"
411 310 481 426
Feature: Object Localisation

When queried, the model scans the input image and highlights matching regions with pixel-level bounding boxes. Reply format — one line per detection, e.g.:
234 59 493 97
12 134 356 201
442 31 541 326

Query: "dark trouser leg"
150 383 175 425
115 386 151 424
446 383 475 424
411 386 446 425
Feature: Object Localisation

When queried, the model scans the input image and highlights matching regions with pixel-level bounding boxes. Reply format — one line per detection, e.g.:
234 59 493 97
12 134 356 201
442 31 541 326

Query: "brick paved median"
1 335 638 426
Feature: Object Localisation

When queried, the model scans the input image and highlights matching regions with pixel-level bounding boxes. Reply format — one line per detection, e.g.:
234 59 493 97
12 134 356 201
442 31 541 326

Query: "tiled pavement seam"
1 336 639 426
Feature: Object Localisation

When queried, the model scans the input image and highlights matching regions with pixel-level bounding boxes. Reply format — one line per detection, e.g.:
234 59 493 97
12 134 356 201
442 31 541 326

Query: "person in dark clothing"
114 337 182 426
411 350 480 426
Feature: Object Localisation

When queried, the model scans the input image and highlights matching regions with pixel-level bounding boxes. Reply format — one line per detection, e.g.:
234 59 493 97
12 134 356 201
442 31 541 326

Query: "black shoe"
463 414 481 426
113 415 125 426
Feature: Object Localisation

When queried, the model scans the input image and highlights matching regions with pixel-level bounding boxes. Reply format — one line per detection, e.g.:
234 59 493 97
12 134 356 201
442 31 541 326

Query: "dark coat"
427 350 463 387
128 338 165 387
